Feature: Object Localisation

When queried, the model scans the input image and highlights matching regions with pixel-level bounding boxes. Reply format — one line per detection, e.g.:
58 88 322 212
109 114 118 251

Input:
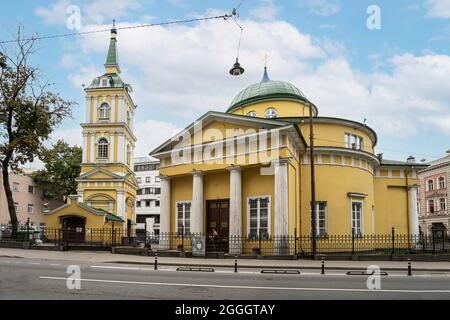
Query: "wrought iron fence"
1 223 449 256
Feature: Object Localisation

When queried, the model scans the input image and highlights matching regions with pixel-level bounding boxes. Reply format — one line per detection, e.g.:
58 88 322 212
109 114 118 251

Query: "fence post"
181 225 185 253
407 258 412 276
259 228 262 254
432 230 436 254
391 227 395 256
234 255 238 273
351 228 355 256
26 218 30 242
294 228 298 257
154 252 158 270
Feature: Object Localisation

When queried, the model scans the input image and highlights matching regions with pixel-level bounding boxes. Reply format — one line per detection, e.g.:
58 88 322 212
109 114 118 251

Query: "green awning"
106 213 124 223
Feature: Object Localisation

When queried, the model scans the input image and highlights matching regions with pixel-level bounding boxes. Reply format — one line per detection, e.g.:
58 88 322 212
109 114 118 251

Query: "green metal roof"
227 69 308 112
105 33 119 67
87 73 126 89
105 213 125 223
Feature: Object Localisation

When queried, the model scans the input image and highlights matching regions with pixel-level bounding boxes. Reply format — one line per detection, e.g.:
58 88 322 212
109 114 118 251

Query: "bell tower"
76 23 138 229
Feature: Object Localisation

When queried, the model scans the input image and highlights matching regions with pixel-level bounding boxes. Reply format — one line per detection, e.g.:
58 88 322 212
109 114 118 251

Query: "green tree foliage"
32 140 82 202
0 27 75 229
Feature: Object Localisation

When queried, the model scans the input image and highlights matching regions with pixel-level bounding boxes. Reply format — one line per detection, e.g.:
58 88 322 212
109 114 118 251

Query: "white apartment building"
134 158 161 240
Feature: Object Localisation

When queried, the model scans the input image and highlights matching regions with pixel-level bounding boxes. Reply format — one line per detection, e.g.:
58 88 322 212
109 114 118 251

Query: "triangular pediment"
151 111 290 155
77 168 123 181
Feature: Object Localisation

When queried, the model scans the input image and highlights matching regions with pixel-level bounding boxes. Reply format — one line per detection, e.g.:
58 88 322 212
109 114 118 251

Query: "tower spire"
261 54 270 82
105 20 120 74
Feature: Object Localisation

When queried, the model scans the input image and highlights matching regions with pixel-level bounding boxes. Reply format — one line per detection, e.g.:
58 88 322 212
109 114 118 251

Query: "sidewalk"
1 247 450 271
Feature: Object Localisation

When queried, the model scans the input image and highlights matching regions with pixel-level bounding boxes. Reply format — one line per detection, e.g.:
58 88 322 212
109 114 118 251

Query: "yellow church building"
44 26 138 238
150 66 427 254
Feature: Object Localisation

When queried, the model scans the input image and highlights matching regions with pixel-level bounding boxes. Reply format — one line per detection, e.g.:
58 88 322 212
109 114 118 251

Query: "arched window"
126 144 131 165
247 111 257 117
428 179 434 192
99 103 110 120
439 198 446 211
126 111 131 127
439 176 445 189
428 199 435 214
97 138 109 159
264 107 278 119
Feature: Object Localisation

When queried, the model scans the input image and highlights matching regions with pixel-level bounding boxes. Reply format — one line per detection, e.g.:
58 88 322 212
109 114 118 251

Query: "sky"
2 0 450 166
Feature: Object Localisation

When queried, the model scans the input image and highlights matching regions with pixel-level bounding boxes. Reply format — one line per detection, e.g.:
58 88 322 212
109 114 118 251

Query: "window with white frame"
439 176 445 189
316 202 327 237
136 177 141 184
97 138 109 159
99 103 110 120
264 108 278 119
246 111 257 117
28 185 34 194
176 202 191 235
428 199 435 214
27 204 34 215
146 176 151 183
248 196 270 239
428 179 434 191
345 133 364 151
13 182 20 192
439 198 446 211
351 199 363 236
101 78 109 87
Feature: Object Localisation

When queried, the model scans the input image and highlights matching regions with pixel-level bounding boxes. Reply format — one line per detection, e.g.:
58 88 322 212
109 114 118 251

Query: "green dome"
227 69 308 112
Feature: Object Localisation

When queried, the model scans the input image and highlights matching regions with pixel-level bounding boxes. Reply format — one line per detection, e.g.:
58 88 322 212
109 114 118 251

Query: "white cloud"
49 127 83 147
250 0 280 21
134 120 181 157
35 0 142 27
426 0 450 18
297 0 340 16
52 8 450 156
35 0 71 26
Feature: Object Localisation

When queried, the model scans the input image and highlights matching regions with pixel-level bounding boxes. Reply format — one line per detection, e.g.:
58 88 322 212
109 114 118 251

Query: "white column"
90 132 96 163
82 132 88 163
85 96 90 123
77 190 84 203
273 159 289 254
160 176 171 250
116 189 126 220
118 96 124 122
110 96 116 122
117 133 124 163
228 166 242 254
110 133 115 163
93 97 98 123
409 185 419 235
191 171 205 235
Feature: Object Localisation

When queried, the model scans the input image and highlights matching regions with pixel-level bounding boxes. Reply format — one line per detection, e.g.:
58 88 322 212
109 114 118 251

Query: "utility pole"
309 102 317 258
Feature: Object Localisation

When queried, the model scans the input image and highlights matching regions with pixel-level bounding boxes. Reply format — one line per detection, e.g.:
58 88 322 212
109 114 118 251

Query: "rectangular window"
155 188 161 195
137 177 142 184
429 199 435 214
136 201 141 208
13 182 20 192
316 202 327 237
146 177 151 183
177 202 191 235
27 204 34 215
155 201 160 207
439 177 445 189
137 189 143 195
247 196 271 239
28 185 34 194
345 133 364 151
145 200 151 207
351 200 363 236
14 202 19 213
439 198 446 211
428 180 434 192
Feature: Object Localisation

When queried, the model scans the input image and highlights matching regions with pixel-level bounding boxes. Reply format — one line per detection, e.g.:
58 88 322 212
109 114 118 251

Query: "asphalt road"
1 256 450 300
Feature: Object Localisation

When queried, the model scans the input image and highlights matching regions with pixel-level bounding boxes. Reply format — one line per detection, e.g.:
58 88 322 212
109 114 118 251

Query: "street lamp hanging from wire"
229 8 245 76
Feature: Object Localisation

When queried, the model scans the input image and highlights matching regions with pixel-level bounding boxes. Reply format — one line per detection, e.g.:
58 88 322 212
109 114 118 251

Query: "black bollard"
154 252 158 271
321 257 325 275
407 258 412 276
234 255 238 273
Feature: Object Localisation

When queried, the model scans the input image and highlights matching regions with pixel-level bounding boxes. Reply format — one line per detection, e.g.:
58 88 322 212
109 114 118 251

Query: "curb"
108 260 450 273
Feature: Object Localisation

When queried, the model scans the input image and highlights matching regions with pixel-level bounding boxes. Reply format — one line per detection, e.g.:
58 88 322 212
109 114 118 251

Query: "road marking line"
29 262 40 265
39 276 450 293
49 264 61 266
